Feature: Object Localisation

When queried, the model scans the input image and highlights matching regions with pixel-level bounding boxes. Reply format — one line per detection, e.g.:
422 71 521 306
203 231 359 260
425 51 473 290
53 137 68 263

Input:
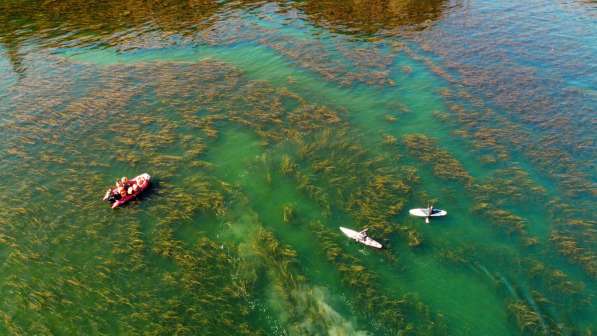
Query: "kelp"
0 58 273 334
440 95 595 200
0 209 264 335
251 228 368 335
280 154 296 176
402 133 472 185
282 203 296 224
433 76 596 277
474 167 547 206
546 201 597 279
281 128 415 241
406 229 422 247
434 93 520 164
1 2 595 332
436 93 596 273
507 300 546 335
296 0 446 35
264 34 397 87
451 105 592 201
0 180 262 335
549 231 597 278
384 114 398 123
309 221 447 335
193 78 419 244
383 134 398 145
226 82 346 142
1 51 436 333
403 133 539 243
0 0 223 53
409 9 595 189
470 203 530 239
436 242 589 334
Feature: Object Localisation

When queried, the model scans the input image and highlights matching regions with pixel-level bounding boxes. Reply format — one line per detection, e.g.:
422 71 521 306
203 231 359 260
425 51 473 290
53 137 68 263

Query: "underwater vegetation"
416 36 596 281
309 221 447 335
295 0 447 35
1 39 595 335
0 51 448 334
439 92 594 203
282 128 420 244
507 300 546 335
547 200 597 279
251 227 370 335
0 0 595 334
402 134 472 185
0 184 264 335
437 242 592 335
400 129 595 334
402 134 519 235
267 37 397 87
434 91 597 278
0 58 264 334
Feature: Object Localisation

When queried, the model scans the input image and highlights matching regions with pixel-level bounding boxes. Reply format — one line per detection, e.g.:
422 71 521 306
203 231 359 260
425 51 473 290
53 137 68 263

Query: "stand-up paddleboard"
409 206 447 223
339 227 383 249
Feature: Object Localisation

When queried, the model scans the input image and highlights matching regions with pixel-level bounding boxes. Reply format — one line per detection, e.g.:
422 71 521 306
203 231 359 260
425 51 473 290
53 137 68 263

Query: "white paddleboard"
409 208 447 217
339 227 383 249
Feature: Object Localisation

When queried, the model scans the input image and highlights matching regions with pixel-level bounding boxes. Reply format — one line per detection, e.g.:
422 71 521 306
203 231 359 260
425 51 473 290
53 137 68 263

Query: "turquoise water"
0 0 595 335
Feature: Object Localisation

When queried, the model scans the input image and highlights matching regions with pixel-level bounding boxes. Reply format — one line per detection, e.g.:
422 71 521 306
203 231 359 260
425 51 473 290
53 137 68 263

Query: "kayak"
103 173 151 208
339 227 383 249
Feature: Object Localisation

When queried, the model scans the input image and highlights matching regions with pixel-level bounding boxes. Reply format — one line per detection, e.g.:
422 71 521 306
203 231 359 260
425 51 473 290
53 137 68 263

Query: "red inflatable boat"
103 173 151 208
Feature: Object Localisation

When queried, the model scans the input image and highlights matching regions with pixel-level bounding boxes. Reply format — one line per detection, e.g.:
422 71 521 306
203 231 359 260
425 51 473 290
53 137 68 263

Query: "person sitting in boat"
107 190 121 203
132 183 139 193
118 186 127 198
121 176 129 189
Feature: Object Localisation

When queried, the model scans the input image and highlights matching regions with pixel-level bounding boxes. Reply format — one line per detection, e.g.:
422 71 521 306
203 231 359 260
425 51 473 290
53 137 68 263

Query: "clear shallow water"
0 0 595 335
